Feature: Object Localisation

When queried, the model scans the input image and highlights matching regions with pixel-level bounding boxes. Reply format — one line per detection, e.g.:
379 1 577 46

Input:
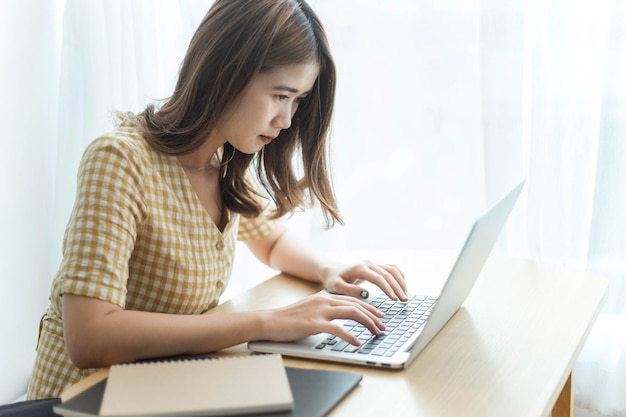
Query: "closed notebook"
99 354 293 417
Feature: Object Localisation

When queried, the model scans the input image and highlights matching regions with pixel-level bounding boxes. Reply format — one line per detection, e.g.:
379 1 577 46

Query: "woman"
27 0 407 399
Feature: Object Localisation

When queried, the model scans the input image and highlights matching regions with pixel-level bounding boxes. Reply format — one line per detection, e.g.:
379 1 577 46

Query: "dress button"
216 280 224 289
215 241 224 251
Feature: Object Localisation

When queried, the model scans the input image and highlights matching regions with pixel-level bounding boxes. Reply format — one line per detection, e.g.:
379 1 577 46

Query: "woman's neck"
177 138 222 173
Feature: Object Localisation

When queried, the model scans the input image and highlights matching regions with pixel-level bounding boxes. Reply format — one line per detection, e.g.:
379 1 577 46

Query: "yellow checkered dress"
27 122 275 399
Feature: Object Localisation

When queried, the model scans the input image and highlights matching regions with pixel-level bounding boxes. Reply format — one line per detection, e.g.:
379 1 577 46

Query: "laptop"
248 180 525 369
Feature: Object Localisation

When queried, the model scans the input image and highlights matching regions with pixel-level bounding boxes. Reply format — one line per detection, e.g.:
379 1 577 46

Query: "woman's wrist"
317 264 332 287
317 262 350 291
246 309 271 341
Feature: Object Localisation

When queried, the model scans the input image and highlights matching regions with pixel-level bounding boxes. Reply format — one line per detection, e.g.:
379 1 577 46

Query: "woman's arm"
63 286 385 369
245 222 408 301
63 293 266 368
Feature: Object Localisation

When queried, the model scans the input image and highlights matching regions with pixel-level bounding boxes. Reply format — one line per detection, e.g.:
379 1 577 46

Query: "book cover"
100 354 291 417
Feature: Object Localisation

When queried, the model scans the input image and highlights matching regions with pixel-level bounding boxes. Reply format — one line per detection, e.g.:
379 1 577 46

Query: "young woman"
27 0 407 399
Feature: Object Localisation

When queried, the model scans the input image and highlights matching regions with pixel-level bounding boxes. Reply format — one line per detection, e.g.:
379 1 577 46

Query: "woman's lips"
260 135 275 144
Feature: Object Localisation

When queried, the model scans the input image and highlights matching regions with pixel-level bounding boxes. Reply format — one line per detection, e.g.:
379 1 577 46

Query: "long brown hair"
141 0 341 227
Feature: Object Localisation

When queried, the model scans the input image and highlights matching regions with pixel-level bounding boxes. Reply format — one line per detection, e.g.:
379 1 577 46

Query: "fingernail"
359 289 369 299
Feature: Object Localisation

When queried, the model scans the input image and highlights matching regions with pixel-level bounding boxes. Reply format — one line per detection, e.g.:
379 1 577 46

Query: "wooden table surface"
62 251 607 417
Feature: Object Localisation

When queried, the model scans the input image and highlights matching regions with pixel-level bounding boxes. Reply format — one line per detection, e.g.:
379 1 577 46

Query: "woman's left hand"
321 261 408 302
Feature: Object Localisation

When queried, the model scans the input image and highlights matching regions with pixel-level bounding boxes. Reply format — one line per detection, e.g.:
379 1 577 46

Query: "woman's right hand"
257 292 386 346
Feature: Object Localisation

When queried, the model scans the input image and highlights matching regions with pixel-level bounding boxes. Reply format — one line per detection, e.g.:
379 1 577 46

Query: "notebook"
249 180 525 369
54 354 293 417
53 366 362 417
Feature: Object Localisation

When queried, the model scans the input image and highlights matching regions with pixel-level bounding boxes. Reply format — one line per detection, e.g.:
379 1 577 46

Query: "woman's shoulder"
82 119 151 167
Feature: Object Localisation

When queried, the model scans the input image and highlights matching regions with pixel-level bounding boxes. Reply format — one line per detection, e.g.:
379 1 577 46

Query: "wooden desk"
63 251 607 417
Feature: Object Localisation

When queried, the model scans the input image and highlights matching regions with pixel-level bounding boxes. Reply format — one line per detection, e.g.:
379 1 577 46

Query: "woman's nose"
273 105 293 130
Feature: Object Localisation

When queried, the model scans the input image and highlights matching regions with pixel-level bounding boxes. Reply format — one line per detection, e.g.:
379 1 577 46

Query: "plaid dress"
27 122 275 399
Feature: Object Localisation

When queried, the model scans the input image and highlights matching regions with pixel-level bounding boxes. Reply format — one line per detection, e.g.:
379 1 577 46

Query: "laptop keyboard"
315 294 438 357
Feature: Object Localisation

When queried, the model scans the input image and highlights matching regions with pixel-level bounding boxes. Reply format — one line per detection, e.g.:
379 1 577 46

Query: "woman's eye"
275 95 308 104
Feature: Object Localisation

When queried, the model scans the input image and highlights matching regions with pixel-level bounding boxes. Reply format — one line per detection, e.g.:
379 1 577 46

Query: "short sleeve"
237 212 276 241
56 136 145 307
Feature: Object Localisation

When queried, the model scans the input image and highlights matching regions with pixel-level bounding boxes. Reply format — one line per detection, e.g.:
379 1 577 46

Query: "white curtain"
1 0 624 414
0 0 65 403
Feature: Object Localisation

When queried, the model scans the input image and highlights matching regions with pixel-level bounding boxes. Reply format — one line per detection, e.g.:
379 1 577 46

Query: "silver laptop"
248 180 525 369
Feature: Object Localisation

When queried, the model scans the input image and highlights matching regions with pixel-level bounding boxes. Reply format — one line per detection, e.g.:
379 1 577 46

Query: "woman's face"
214 62 320 154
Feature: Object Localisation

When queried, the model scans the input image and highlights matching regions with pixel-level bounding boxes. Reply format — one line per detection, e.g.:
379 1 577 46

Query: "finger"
326 304 385 338
382 264 407 287
322 322 361 346
370 264 409 301
330 279 374 301
326 293 384 318
350 263 405 301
